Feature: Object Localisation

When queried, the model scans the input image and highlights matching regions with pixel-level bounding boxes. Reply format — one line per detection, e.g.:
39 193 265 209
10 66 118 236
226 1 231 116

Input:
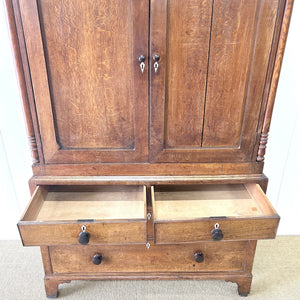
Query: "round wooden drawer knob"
93 254 102 265
194 252 204 263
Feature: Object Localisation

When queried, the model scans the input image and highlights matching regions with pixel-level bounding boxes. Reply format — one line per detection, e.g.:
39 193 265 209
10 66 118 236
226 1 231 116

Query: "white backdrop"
0 0 299 239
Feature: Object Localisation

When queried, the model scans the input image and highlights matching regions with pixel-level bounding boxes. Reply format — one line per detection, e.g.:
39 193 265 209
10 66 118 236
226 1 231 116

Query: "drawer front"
154 218 279 244
152 184 280 244
50 242 249 274
18 185 147 246
19 221 146 246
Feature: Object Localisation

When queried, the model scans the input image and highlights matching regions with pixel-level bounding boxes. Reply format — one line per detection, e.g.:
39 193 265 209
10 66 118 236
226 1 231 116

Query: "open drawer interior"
19 185 147 246
151 184 279 243
153 184 276 220
22 185 146 222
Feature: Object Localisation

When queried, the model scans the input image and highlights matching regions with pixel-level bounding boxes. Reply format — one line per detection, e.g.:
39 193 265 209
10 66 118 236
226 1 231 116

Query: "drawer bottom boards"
49 241 250 274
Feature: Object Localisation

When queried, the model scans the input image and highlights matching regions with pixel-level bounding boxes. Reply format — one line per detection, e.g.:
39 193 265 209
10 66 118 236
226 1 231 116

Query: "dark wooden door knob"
194 252 204 263
93 254 103 265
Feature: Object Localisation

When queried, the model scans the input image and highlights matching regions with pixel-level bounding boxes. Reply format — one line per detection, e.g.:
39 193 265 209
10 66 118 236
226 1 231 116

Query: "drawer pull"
194 252 204 263
211 223 224 241
92 254 102 265
78 225 90 245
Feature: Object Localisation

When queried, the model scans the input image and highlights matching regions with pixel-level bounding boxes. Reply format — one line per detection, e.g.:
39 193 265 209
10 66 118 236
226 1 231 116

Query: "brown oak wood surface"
7 0 291 171
164 0 212 149
152 184 279 244
153 184 276 220
5 0 40 165
256 0 294 162
49 241 249 273
150 0 280 163
19 221 147 246
154 218 279 244
5 0 294 297
202 0 259 148
19 185 147 246
32 174 269 188
37 190 145 222
32 162 264 177
18 0 149 164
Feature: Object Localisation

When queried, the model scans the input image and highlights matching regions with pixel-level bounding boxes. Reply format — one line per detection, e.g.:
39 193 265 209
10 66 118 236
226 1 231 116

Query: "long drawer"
151 184 279 243
49 241 250 274
18 185 147 246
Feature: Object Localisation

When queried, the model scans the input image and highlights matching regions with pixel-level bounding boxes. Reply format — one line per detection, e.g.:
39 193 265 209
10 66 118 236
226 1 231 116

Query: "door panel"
164 0 212 149
202 0 258 148
19 0 149 163
150 0 279 163
39 0 135 149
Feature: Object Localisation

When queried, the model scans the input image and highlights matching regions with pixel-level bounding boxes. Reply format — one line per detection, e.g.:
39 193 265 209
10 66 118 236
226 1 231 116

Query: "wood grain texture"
164 0 212 148
256 0 294 162
18 0 149 163
153 184 267 220
40 246 52 275
43 272 254 297
202 0 259 147
19 185 147 245
49 241 248 273
36 186 145 221
154 217 279 244
18 221 147 246
4 0 39 164
21 186 48 221
33 174 269 187
241 0 280 158
18 0 59 162
6 0 43 165
44 277 70 298
243 240 257 273
245 183 277 215
150 0 280 164
152 183 279 243
38 0 134 149
32 162 264 176
7 0 292 297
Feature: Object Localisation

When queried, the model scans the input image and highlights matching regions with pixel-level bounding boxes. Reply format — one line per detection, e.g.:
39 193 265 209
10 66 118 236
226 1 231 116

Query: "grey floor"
0 236 299 300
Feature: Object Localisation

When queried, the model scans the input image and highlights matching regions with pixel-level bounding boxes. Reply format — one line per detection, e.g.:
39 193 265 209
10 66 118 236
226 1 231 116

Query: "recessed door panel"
39 0 135 149
164 0 212 149
202 0 257 147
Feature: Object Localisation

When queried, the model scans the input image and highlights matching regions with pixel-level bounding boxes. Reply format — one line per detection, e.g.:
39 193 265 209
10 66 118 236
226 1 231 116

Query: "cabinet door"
150 0 279 163
19 0 149 163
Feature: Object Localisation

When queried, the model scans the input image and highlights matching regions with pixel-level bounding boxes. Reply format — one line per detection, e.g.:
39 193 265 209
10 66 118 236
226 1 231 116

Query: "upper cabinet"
17 0 281 165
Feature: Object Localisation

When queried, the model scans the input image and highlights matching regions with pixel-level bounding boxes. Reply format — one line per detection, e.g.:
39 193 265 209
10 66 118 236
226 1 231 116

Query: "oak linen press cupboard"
6 0 293 297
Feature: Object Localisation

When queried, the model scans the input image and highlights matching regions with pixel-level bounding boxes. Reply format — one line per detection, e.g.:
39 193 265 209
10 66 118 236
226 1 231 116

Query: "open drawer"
151 184 280 244
18 185 147 246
